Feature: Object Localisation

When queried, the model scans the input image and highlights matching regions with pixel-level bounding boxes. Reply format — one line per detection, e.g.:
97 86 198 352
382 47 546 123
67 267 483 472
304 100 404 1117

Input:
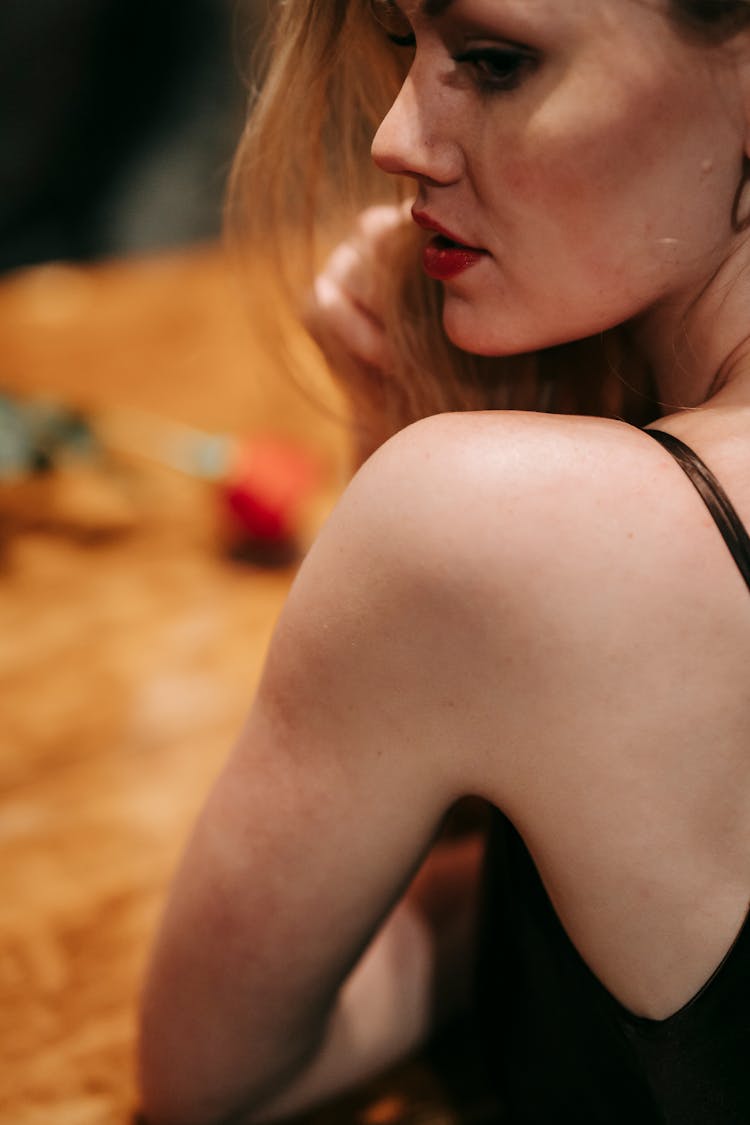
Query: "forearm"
137 778 339 1125
245 831 486 1123
139 889 426 1125
139 830 484 1125
243 897 433 1122
138 906 327 1125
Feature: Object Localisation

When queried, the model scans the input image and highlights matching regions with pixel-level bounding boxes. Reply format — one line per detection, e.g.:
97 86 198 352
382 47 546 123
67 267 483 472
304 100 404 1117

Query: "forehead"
384 0 688 63
389 0 666 29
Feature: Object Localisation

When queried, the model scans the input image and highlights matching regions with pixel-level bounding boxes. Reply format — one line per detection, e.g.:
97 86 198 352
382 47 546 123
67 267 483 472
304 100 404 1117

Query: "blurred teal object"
0 391 97 480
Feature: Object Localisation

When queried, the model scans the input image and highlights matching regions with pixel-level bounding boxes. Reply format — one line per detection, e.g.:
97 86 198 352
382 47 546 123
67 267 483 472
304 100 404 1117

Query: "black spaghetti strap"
645 428 750 595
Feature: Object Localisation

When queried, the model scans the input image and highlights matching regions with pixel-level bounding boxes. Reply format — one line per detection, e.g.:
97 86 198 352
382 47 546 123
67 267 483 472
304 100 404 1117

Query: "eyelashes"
369 1 537 95
384 38 536 95
387 30 417 47
452 47 536 93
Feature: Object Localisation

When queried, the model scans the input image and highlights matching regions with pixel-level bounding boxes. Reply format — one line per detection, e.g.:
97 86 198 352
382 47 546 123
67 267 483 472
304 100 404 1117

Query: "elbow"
137 999 240 1125
137 1001 316 1125
137 1043 215 1125
138 1062 300 1125
137 1060 249 1125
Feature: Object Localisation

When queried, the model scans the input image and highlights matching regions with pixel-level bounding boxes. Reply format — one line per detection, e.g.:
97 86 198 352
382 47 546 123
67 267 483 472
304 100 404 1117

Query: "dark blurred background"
0 0 264 274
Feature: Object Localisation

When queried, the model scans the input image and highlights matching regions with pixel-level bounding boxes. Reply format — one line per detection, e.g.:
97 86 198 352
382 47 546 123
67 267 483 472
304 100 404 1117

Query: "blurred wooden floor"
0 246 502 1125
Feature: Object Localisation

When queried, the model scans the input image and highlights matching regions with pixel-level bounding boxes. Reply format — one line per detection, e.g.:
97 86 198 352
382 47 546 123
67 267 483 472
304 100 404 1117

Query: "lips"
411 209 487 281
411 209 480 247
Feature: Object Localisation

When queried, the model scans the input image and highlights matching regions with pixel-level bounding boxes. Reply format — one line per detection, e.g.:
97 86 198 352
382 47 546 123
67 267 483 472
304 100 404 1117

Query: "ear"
729 34 750 158
721 36 750 230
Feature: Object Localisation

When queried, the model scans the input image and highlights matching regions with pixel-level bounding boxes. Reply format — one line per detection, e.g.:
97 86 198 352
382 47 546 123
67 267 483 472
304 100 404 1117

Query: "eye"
452 46 537 93
388 29 417 47
369 0 415 46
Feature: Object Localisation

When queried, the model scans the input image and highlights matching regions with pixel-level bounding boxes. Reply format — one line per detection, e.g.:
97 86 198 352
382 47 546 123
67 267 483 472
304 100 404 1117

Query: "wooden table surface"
0 246 501 1125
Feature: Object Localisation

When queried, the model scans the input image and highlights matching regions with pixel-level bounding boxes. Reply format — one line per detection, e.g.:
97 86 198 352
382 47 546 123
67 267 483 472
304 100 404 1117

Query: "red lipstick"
411 210 486 282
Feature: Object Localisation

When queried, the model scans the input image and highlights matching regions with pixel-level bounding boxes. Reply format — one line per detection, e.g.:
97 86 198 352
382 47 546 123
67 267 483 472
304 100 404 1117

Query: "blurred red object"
95 406 325 563
221 437 322 561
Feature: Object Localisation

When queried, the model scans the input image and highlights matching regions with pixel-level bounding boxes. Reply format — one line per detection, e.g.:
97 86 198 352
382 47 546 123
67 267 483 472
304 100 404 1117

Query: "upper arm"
138 422 486 1124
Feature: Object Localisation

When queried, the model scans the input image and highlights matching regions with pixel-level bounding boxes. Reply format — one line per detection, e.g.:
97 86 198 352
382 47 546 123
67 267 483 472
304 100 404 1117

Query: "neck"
629 240 750 418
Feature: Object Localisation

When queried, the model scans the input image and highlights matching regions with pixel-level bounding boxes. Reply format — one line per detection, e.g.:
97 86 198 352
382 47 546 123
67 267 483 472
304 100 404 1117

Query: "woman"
138 1 750 1122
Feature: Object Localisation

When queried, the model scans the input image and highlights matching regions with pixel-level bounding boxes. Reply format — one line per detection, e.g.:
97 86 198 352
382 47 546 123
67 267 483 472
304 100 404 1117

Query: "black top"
474 428 750 1124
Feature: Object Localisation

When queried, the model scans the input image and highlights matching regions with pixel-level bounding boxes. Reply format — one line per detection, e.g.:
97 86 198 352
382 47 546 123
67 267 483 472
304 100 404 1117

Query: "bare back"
445 408 750 1022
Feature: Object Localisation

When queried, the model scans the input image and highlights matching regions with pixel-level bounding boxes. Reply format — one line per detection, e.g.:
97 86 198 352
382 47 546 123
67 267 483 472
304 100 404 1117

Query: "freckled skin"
371 0 745 357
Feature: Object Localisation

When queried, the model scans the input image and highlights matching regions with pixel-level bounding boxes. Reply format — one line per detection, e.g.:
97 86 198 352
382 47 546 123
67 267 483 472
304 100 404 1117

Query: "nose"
371 72 462 185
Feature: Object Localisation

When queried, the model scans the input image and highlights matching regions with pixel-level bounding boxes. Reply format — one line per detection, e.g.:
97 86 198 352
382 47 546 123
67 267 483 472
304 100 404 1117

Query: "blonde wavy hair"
227 0 750 460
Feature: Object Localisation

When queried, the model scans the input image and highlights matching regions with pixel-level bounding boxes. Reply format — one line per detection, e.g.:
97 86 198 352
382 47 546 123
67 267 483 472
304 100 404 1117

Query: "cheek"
496 85 660 226
484 75 733 296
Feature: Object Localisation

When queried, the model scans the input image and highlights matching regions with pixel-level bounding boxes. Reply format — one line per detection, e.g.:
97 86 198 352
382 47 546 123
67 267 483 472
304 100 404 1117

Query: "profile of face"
370 0 750 357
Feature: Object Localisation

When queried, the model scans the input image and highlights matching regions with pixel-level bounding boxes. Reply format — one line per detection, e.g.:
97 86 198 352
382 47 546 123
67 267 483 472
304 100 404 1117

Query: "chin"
441 302 538 358
442 298 619 358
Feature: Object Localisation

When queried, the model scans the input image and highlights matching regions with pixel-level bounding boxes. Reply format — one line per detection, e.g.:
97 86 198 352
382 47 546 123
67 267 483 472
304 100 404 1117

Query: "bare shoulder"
357 407 750 605
343 408 711 608
335 409 750 791
263 405 750 815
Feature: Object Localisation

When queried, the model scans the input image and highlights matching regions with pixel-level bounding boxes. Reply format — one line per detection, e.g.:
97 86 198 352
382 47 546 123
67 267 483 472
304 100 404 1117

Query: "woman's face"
370 0 748 356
